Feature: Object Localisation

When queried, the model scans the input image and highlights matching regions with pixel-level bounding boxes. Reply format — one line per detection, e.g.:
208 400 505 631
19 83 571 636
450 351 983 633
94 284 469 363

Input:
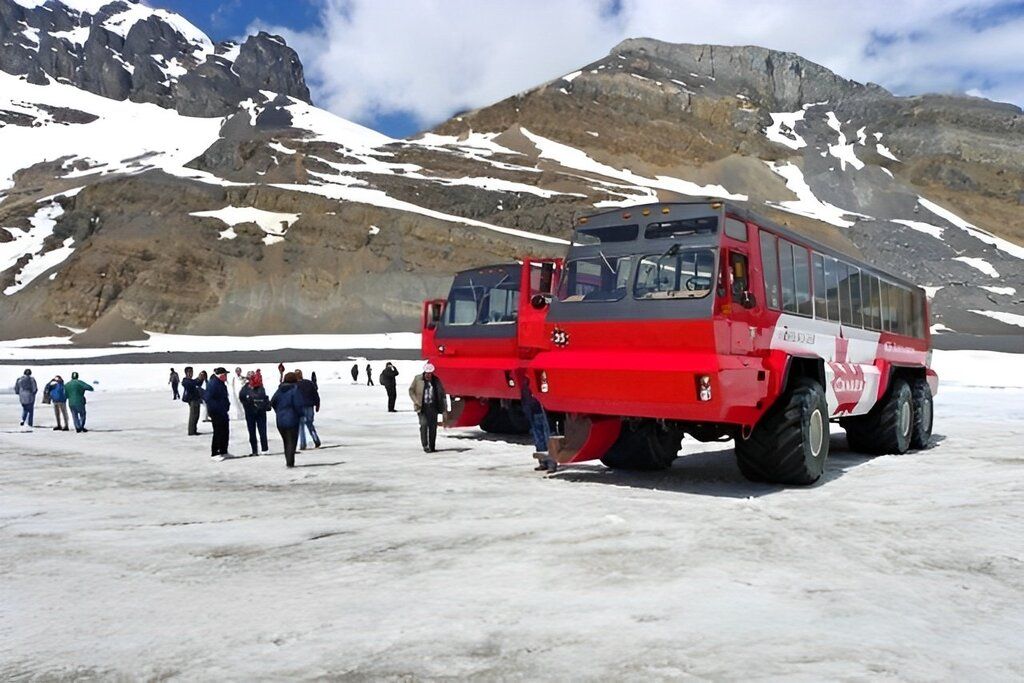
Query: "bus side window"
730 252 749 298
759 232 780 309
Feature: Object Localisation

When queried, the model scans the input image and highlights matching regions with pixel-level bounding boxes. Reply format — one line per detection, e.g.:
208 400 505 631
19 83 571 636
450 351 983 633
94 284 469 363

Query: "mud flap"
548 414 622 464
444 397 490 428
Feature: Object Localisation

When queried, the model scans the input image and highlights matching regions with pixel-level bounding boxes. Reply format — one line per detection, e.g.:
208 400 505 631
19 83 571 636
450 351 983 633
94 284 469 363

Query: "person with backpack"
48 375 70 431
181 366 203 436
204 367 231 458
271 372 303 467
64 372 94 433
239 371 270 456
409 363 447 453
294 369 321 449
14 369 37 427
169 368 180 400
380 362 400 412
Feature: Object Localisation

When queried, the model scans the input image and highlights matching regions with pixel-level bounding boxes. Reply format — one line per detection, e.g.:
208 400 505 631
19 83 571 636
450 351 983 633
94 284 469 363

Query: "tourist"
294 369 321 450
169 368 180 400
366 363 374 386
350 363 359 383
518 369 556 473
205 367 231 458
271 371 302 467
278 362 285 383
14 369 37 427
230 367 245 420
239 371 270 456
409 363 446 453
181 366 203 435
64 372 94 433
198 370 210 422
49 375 70 432
380 362 400 412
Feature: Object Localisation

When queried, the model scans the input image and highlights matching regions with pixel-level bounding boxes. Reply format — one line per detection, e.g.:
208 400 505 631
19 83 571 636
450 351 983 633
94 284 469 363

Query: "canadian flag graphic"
830 332 866 415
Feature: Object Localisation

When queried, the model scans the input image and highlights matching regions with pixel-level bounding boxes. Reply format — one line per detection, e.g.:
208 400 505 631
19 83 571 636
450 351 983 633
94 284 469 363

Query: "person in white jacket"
230 367 245 420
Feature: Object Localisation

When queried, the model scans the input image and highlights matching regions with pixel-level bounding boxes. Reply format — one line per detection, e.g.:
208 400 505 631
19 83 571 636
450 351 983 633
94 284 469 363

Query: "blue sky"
149 0 1024 139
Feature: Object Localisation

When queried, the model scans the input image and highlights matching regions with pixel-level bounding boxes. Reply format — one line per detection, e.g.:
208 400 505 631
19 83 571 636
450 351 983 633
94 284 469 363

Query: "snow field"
1 351 1022 678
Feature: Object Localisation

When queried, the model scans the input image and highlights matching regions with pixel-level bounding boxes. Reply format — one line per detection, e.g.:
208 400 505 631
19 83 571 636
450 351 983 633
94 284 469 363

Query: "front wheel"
735 378 830 485
909 377 933 449
600 420 682 471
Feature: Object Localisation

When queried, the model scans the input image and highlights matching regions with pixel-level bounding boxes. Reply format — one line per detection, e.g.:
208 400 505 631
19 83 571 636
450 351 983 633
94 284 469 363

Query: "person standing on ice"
230 367 245 420
64 372 93 433
294 369 321 449
168 368 180 400
409 363 446 453
366 363 374 386
380 362 399 412
277 362 285 383
14 369 38 427
239 371 270 456
49 376 70 432
181 366 203 436
350 364 359 383
198 370 210 422
517 369 556 473
205 367 231 459
271 372 303 467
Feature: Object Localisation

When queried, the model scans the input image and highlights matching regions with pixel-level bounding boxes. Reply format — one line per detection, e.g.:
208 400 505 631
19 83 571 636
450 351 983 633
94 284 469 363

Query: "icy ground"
1 353 1022 680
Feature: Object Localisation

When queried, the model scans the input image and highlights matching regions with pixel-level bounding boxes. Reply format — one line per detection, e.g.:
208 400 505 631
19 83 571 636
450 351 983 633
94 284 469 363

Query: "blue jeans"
71 406 87 431
299 406 320 448
21 402 34 426
527 409 550 454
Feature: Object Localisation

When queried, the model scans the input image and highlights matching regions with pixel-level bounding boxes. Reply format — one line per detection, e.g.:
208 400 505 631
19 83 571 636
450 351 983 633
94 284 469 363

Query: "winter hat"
423 363 435 373
71 372 79 379
213 367 228 375
23 369 31 376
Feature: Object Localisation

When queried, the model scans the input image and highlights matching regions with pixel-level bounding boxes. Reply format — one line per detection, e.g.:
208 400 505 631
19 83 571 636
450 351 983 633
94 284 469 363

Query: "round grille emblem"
551 328 570 348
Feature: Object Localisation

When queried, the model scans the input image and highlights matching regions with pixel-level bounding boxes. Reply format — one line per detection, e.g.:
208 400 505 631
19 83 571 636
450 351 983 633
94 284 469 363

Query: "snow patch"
969 310 1024 328
190 207 300 244
918 197 1024 260
876 143 900 161
521 128 747 201
923 286 943 299
764 162 869 228
825 111 864 171
891 219 944 240
562 70 582 83
954 256 999 278
1 202 74 295
765 109 807 150
979 285 1016 295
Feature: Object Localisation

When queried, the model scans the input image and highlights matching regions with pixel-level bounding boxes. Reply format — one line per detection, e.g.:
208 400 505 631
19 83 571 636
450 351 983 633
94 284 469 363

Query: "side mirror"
426 302 443 329
531 293 550 310
740 291 757 309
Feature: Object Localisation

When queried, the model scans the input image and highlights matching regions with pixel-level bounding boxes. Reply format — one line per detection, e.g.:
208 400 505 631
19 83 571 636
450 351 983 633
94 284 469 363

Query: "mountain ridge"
0 0 1021 341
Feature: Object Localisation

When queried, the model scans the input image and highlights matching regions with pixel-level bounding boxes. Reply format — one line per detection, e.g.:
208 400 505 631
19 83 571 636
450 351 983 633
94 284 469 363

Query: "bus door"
727 249 756 354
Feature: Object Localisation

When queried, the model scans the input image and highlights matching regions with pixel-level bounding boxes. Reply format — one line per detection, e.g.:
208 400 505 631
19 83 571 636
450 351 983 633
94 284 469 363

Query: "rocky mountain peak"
0 0 310 116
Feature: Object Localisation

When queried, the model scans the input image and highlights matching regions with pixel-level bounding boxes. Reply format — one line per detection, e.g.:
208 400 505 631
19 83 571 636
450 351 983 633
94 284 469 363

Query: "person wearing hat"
64 372 94 433
239 371 270 456
408 363 447 453
204 367 232 458
380 362 400 412
14 369 38 427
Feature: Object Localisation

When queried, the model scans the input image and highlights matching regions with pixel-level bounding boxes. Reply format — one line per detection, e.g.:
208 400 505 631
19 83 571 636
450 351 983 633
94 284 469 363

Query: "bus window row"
759 231 926 338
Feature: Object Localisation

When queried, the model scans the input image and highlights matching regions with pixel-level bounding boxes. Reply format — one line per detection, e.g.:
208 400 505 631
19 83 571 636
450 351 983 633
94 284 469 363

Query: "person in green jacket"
64 372 94 433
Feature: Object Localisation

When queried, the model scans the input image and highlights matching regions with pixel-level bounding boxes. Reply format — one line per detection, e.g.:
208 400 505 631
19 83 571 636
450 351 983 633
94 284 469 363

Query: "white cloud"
254 0 1024 133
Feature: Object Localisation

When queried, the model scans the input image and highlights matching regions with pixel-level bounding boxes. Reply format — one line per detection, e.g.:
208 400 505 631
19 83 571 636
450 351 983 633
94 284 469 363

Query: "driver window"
634 249 714 300
730 252 749 300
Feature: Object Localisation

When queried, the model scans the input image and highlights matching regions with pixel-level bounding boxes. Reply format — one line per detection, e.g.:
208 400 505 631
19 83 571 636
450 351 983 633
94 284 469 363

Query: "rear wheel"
909 377 933 450
841 378 912 455
735 378 830 485
600 420 682 471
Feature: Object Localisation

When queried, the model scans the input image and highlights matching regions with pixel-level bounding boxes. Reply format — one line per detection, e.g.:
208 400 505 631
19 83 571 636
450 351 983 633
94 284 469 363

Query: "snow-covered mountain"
1 1 1022 340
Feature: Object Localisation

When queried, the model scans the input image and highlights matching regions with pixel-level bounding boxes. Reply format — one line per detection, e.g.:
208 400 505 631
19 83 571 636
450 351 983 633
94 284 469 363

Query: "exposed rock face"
0 0 310 115
0 4 1021 340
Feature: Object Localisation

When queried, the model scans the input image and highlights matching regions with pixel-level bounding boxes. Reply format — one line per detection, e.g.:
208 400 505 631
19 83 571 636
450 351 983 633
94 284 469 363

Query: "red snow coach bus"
422 259 561 433
530 200 937 485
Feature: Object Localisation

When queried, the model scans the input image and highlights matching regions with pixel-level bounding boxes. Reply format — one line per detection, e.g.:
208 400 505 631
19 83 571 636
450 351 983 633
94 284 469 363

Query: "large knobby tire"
479 401 530 435
909 377 933 450
600 420 682 471
735 378 830 486
841 378 912 455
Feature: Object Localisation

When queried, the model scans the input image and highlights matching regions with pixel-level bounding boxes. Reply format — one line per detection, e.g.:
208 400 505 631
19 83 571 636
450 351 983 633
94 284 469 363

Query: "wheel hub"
899 401 912 437
809 409 823 458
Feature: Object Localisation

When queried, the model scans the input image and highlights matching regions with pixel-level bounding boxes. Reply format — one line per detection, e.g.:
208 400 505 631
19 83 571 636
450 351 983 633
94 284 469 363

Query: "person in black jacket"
239 371 270 455
408 364 447 453
181 367 204 435
271 372 303 467
294 369 321 449
380 362 400 412
205 367 231 458
366 363 374 386
169 368 180 400
350 363 359 383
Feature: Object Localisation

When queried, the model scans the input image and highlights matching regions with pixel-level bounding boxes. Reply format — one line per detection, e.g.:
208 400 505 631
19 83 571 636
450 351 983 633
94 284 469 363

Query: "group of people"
13 359 555 474
13 369 94 432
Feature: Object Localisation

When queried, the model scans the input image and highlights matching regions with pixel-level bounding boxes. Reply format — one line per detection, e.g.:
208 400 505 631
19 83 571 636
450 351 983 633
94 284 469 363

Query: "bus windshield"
557 253 633 303
444 267 520 326
634 248 715 299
